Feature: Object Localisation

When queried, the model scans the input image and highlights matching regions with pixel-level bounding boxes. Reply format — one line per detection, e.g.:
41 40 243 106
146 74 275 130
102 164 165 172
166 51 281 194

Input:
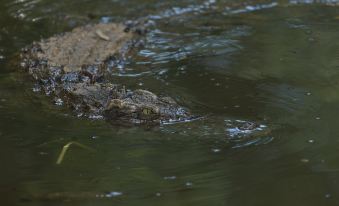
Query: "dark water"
2 0 339 205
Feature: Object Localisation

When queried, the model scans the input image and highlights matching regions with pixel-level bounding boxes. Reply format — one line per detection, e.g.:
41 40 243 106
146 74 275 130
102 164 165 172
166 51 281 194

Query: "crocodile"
19 21 191 125
16 8 280 204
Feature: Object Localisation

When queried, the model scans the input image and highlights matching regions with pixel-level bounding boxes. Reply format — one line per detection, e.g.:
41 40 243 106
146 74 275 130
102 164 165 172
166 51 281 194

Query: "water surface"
1 0 339 205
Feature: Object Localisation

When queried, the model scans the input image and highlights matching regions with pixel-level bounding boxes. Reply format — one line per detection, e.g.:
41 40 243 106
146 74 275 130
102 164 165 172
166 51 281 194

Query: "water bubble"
105 191 123 198
32 17 42 22
158 69 167 75
18 13 26 19
211 148 221 153
89 115 104 120
32 84 41 92
156 192 161 197
308 139 314 143
306 92 312 96
308 38 316 42
20 62 27 67
100 16 112 24
315 117 321 120
325 193 331 199
300 158 309 163
164 176 177 180
185 182 193 187
54 98 63 106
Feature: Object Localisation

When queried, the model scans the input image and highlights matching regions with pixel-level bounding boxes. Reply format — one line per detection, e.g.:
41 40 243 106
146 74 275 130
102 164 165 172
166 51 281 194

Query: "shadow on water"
2 0 339 206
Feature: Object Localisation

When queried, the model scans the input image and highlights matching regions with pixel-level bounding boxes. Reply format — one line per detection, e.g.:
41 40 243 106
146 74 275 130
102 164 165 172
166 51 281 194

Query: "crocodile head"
105 89 191 124
19 22 192 126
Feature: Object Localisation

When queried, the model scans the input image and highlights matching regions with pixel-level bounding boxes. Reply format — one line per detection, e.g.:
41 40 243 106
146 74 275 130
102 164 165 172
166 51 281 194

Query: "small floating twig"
56 141 95 165
95 29 110 41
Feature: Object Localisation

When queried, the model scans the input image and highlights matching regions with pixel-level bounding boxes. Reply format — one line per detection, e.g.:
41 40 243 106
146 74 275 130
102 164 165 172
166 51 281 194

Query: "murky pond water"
2 0 339 205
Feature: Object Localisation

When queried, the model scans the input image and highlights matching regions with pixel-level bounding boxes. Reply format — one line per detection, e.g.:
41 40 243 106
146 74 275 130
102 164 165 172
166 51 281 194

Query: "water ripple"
257 83 310 113
6 0 41 20
136 26 250 68
223 2 278 15
160 117 274 149
289 0 339 5
147 0 216 20
224 119 274 148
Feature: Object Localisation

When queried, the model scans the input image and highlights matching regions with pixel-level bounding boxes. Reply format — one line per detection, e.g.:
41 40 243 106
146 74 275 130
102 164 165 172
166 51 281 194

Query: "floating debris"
95 29 110 41
56 141 95 165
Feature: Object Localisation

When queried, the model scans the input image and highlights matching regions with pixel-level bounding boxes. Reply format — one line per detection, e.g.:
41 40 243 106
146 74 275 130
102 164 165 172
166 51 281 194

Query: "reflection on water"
2 0 339 206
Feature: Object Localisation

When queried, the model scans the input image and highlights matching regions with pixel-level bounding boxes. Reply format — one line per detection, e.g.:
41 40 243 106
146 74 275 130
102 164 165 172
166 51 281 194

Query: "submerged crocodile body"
19 22 191 125
18 21 275 130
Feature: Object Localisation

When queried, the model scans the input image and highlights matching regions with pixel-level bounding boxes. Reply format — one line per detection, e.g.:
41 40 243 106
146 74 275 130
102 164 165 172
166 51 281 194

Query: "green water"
1 0 339 205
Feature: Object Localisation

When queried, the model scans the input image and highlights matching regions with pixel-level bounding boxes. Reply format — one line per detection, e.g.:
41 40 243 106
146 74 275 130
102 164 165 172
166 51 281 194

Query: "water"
1 0 339 205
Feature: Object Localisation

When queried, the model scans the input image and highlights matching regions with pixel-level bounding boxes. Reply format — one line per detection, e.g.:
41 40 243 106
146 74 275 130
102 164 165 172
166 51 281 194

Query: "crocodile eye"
142 108 153 115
